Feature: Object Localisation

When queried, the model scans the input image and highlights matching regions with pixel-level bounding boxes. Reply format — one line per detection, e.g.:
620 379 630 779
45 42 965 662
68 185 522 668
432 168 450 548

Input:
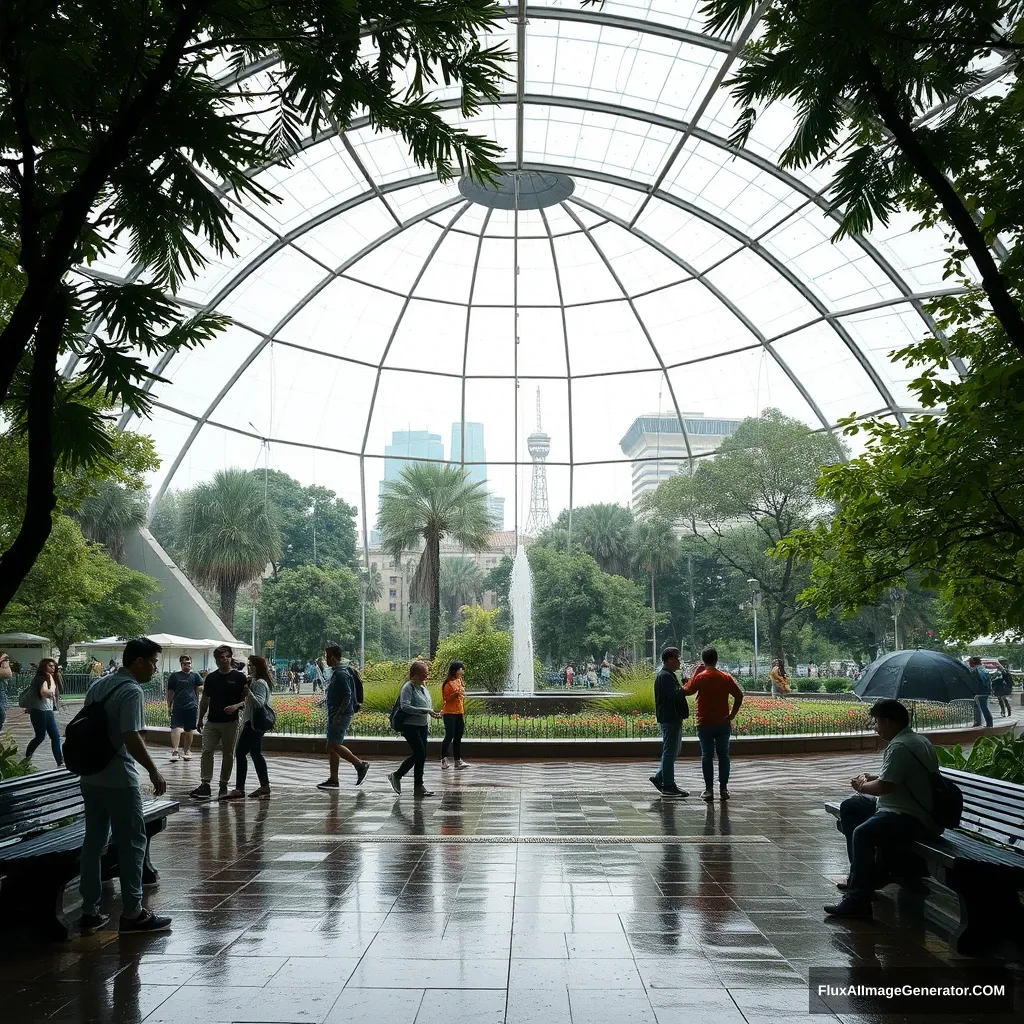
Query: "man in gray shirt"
78 637 172 936
825 699 939 920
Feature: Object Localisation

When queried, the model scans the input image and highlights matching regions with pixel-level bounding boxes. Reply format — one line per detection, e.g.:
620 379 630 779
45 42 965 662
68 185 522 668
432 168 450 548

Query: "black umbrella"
854 650 984 703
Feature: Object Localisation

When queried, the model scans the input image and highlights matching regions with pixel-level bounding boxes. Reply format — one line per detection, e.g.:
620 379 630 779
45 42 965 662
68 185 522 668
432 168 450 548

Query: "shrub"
0 731 31 779
430 629 511 693
823 678 851 693
794 679 822 693
362 661 409 686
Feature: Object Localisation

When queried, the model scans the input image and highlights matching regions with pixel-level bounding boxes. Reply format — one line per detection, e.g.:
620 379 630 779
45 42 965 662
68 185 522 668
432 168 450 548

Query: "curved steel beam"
564 196 833 433
149 195 465 508
559 202 695 473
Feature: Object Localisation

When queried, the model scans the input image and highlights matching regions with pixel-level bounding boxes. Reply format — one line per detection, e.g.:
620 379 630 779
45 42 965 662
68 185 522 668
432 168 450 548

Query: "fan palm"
632 520 680 661
75 479 148 563
441 555 484 619
364 564 384 605
378 464 491 657
574 503 634 576
180 469 280 628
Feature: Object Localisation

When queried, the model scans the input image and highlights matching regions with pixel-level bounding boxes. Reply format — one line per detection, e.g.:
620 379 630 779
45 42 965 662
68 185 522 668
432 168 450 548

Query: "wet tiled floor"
2 731 1023 1022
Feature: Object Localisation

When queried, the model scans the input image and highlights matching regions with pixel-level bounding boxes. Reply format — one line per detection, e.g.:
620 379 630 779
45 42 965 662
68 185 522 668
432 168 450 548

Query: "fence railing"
141 694 975 739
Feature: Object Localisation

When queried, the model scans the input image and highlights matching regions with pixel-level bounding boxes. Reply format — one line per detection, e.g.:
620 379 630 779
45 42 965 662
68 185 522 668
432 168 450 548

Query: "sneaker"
119 909 173 934
387 772 401 795
824 897 872 919
316 778 340 791
190 782 212 801
169 750 179 762
700 790 714 801
441 757 452 770
223 789 244 800
182 752 192 760
80 912 110 936
355 762 369 786
413 786 435 798
218 784 228 799
662 786 689 797
719 787 730 801
455 759 470 769
248 787 271 798
649 775 664 792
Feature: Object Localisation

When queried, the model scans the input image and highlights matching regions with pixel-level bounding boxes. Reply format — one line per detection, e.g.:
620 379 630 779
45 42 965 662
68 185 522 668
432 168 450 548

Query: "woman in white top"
24 658 64 767
225 655 273 799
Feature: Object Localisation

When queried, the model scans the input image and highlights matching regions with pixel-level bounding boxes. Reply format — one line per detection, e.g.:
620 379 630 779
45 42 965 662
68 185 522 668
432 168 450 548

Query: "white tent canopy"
72 634 253 675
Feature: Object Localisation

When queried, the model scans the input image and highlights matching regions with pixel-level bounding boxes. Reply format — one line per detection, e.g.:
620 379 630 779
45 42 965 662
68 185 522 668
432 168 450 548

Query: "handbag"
252 702 276 735
17 686 32 709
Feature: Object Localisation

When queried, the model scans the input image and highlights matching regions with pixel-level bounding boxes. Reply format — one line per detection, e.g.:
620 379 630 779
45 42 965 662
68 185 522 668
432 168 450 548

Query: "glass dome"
68 1 989 550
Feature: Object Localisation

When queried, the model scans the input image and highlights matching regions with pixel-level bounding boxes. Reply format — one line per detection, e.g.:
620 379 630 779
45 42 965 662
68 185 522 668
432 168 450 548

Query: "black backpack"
62 680 133 776
348 666 364 712
389 695 409 732
909 749 963 830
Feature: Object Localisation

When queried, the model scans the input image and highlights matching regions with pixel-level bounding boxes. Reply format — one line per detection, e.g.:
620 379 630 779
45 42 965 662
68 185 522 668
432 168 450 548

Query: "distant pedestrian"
968 657 994 728
225 655 273 799
316 646 369 790
166 654 203 762
992 661 1014 718
769 659 790 697
600 659 611 686
0 652 11 733
440 660 468 770
684 647 743 802
78 637 172 936
565 664 574 688
651 647 689 797
190 645 246 801
89 658 103 678
388 660 442 798
24 659 64 768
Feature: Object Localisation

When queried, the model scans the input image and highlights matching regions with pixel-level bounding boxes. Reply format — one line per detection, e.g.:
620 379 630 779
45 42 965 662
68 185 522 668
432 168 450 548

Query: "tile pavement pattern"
2 709 1022 1023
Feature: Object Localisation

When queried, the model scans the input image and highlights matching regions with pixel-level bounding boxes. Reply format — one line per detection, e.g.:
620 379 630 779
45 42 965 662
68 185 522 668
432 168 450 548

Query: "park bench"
826 767 1024 955
0 770 178 940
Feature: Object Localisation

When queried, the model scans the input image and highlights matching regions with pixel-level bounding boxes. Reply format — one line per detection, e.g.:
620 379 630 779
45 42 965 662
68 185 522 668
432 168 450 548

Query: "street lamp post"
748 579 762 683
889 587 905 651
358 567 369 671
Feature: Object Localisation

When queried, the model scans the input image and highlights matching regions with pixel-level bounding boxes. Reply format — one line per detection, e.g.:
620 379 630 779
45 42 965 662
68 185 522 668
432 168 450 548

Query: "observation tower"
523 388 551 535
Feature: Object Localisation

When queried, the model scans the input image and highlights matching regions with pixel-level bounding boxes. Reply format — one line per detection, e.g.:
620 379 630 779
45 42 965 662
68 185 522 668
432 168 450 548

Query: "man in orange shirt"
683 647 743 801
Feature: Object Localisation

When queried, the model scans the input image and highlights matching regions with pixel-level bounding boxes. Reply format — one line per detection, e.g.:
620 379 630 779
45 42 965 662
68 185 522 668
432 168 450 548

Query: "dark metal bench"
826 766 1024 955
0 770 178 940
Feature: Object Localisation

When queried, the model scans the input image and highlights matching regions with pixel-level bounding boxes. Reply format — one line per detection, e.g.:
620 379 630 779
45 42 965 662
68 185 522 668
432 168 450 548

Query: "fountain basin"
465 690 617 716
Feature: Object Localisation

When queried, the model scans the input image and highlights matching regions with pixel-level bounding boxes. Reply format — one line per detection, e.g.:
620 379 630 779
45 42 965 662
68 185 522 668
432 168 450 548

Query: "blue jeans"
838 794 930 901
974 695 994 727
79 784 148 919
26 708 63 765
654 722 682 790
696 722 732 790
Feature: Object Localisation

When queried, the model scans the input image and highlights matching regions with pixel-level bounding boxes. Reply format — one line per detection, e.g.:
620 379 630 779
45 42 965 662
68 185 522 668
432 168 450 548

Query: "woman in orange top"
440 660 468 770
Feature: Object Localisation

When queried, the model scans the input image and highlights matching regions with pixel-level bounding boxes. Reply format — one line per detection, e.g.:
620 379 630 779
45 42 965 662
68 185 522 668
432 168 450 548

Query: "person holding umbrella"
966 657 994 728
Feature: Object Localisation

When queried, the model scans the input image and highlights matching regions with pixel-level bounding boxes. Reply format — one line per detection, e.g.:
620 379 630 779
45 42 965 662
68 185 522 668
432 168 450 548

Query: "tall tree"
440 555 484 622
702 0 1024 356
0 1 509 614
179 469 280 628
550 503 635 575
631 520 680 662
645 410 844 663
74 478 147 563
377 464 491 657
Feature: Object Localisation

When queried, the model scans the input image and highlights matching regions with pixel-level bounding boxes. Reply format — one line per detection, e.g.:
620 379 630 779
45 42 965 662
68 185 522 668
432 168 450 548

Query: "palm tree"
180 469 280 628
632 520 680 662
441 555 484 620
75 479 148 562
574 503 634 575
364 564 384 605
378 463 491 657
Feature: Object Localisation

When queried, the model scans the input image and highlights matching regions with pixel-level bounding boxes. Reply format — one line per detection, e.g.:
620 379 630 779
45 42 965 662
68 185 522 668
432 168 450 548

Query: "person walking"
316 646 369 790
565 664 574 688
769 659 790 698
992 661 1014 718
651 647 689 797
967 657 994 728
24 659 64 768
684 647 743 802
78 637 172 935
225 655 273 799
600 659 611 687
440 660 468 770
387 660 441 798
190 645 246 801
0 653 11 733
166 655 203 761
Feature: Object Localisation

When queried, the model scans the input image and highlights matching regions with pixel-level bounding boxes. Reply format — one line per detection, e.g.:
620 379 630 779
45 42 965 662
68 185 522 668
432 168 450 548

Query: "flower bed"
143 694 971 739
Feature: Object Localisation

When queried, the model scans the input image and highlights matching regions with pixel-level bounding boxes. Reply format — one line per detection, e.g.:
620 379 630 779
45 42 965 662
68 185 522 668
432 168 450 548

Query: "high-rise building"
619 412 742 506
451 421 504 530
372 430 445 543
523 388 551 535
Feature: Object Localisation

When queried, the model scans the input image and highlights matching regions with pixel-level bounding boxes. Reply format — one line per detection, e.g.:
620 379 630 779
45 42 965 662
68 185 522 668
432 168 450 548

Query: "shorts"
170 706 198 732
326 712 354 746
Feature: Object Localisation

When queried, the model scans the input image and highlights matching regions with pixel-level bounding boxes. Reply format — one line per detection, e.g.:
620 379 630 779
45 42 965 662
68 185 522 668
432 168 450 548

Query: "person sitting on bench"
825 698 939 920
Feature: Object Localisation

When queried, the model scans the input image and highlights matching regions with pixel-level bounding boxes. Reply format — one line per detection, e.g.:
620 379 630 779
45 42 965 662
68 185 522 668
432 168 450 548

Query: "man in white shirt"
825 699 939 919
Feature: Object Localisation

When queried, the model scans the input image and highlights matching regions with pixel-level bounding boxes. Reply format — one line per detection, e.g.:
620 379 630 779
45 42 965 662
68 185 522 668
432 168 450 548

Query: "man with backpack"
825 699 941 920
316 645 369 790
75 637 172 935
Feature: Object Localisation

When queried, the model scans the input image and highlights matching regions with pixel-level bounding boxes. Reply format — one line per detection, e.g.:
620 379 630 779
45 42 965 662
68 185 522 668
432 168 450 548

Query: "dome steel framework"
66 1 1000 562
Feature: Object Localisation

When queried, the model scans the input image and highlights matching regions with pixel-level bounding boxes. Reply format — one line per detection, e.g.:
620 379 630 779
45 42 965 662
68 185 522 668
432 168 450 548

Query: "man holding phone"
190 645 246 800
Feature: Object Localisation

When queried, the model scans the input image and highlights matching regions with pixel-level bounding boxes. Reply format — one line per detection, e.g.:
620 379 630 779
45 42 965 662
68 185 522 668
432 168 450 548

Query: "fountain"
505 544 535 693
